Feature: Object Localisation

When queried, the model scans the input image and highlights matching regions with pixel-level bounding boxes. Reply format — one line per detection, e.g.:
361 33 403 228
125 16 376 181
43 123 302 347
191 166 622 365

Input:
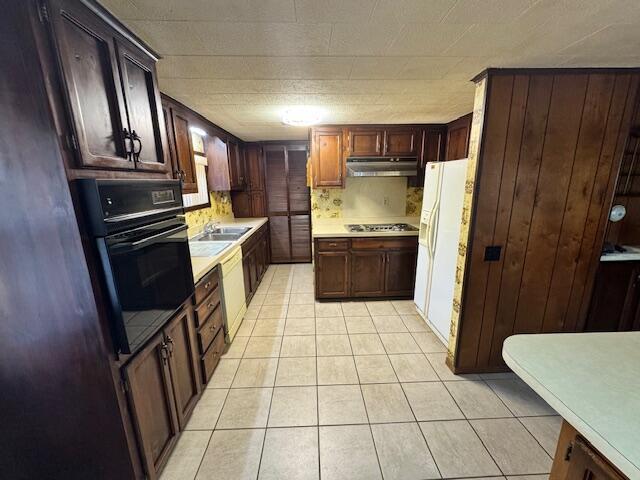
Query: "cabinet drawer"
351 237 417 250
197 304 224 354
194 268 220 305
194 287 221 328
201 329 225 384
317 239 349 251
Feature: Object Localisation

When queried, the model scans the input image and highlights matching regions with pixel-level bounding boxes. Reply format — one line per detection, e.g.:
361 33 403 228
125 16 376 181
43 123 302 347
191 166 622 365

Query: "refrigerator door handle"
429 200 439 257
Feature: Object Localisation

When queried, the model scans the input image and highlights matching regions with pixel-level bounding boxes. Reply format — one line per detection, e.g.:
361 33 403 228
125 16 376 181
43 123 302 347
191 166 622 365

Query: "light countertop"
503 332 640 479
189 217 268 283
600 245 640 262
312 216 420 238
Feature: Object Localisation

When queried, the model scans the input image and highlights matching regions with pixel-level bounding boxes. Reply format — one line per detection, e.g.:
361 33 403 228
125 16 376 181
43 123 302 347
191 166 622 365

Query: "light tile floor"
161 263 559 480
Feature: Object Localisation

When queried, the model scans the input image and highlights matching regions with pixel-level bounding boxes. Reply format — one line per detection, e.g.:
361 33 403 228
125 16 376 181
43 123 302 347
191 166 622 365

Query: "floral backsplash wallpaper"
184 191 233 236
406 187 424 216
311 186 423 219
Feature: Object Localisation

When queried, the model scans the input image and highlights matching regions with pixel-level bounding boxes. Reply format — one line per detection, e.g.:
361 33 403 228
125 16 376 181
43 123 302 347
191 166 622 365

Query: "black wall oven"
78 179 194 354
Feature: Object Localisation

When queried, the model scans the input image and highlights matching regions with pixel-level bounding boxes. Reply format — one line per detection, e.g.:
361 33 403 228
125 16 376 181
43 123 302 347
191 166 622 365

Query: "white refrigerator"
414 158 468 344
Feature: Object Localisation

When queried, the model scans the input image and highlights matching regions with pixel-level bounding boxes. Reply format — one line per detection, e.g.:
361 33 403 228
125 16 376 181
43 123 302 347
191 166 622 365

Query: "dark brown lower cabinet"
124 304 201 480
242 223 271 302
314 236 418 299
316 251 350 298
550 421 626 480
351 251 385 296
585 261 640 332
165 307 201 428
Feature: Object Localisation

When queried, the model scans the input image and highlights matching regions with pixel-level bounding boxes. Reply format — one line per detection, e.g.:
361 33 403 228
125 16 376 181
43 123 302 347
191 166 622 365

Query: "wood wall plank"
453 70 639 372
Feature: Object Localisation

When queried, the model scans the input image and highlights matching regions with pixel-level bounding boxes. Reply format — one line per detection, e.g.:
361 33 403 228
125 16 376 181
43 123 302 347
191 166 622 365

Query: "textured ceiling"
100 0 640 141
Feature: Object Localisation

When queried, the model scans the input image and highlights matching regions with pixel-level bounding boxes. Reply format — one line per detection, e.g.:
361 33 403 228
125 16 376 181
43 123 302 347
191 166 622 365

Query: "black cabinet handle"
166 336 174 356
160 342 169 364
131 130 142 161
123 128 133 160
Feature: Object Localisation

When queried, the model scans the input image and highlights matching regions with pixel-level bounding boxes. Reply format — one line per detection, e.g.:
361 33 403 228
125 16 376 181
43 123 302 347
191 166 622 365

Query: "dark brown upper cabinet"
162 101 198 193
245 144 265 192
207 135 232 191
227 140 245 190
48 0 169 173
445 112 472 161
384 128 419 156
312 127 344 188
349 128 383 156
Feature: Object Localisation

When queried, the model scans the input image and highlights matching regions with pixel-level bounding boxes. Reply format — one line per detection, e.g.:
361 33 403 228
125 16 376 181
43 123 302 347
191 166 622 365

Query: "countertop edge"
191 217 268 283
502 337 639 479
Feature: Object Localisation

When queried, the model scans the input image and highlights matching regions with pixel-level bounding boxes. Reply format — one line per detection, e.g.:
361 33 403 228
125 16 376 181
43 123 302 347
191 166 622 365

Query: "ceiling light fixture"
189 126 207 137
282 106 324 127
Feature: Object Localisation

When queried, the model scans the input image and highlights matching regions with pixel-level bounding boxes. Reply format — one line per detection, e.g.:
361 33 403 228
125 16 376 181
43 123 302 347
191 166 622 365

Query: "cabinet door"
124 333 178 480
385 250 418 296
170 110 198 193
250 191 267 217
313 129 343 187
206 136 231 191
349 129 383 156
351 251 385 297
290 215 312 262
243 255 253 302
50 0 132 169
232 191 252 217
384 128 419 156
115 40 169 173
316 251 350 298
411 128 444 187
564 437 625 480
245 144 264 191
445 113 472 161
228 140 245 190
269 216 291 263
164 307 201 429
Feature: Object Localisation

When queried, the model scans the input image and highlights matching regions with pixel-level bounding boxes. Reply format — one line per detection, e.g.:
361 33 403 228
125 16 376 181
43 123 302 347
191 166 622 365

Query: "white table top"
600 245 640 262
503 332 640 479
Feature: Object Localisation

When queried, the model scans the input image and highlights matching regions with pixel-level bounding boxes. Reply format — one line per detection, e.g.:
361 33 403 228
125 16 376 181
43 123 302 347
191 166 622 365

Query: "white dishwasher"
219 246 247 341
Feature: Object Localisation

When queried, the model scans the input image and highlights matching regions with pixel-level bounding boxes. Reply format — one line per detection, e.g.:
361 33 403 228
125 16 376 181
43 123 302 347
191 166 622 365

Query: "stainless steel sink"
194 226 252 242
197 233 243 241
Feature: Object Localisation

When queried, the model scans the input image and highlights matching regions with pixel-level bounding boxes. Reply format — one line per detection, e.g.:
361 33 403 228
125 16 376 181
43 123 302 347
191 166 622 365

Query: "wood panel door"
313 128 343 187
250 191 267 217
169 110 198 193
268 215 291 263
115 39 168 173
384 128 419 156
264 145 311 262
316 252 350 298
228 140 245 190
232 191 252 217
351 251 385 296
124 333 179 480
206 136 231 191
164 307 201 430
385 250 418 296
291 215 312 262
245 144 264 191
445 113 472 161
349 129 383 156
50 0 132 170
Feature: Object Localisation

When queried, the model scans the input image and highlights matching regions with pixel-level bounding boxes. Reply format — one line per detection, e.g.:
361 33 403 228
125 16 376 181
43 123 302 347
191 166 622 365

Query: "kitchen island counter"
503 332 640 479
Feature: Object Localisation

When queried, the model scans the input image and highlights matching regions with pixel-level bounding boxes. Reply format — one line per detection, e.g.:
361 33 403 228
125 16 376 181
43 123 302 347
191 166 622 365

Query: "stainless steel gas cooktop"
345 223 419 233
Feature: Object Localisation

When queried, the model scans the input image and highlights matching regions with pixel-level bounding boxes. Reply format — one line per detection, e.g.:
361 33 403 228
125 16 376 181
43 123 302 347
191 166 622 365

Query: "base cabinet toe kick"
314 236 418 300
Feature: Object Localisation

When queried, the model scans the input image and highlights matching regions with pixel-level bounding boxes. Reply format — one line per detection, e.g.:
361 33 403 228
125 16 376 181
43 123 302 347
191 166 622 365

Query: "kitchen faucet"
204 220 221 234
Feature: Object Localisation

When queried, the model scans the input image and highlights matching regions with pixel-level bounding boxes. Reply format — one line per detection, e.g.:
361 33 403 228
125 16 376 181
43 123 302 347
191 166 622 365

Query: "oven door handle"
116 223 188 251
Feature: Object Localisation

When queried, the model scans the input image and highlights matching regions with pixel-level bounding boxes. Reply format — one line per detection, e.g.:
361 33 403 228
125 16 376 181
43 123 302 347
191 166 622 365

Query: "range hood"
346 157 418 177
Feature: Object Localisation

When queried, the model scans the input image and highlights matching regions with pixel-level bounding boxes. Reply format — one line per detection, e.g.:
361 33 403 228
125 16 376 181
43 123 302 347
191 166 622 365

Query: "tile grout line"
442 380 505 478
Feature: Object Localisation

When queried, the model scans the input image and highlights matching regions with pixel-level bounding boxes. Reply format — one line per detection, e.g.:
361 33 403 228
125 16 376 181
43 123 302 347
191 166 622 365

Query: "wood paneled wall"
0 2 137 477
453 70 640 372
